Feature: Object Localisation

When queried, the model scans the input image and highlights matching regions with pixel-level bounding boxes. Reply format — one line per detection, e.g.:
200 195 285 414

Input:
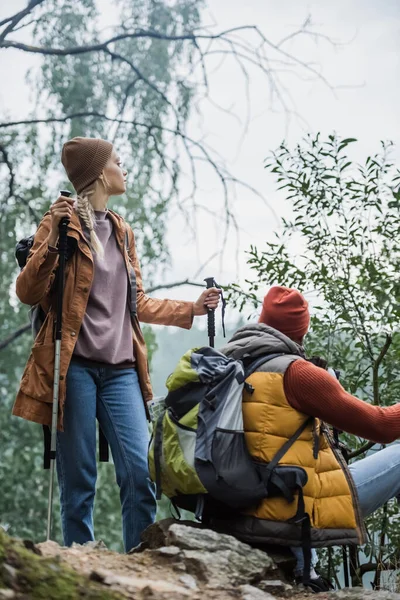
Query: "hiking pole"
204 277 216 348
46 189 71 541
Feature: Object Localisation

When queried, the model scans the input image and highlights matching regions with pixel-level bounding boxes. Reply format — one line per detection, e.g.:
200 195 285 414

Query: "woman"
13 136 221 552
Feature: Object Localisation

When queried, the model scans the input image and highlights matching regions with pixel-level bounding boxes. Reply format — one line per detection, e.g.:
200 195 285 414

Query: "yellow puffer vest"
214 325 365 548
243 357 362 541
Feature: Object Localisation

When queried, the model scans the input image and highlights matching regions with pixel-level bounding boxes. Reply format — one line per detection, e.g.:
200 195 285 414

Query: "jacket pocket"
20 343 55 403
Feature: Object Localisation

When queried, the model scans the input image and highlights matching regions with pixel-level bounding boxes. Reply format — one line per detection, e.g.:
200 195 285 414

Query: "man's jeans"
292 444 400 575
56 360 156 552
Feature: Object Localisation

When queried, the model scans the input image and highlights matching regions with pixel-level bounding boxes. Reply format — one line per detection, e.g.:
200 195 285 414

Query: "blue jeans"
293 444 400 575
56 361 156 552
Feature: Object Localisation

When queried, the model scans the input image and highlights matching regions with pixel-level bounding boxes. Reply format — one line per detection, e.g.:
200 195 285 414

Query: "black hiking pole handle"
55 190 71 340
204 277 216 348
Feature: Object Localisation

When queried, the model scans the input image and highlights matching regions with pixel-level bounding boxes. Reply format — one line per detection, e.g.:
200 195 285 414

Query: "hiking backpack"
15 233 77 337
148 346 312 518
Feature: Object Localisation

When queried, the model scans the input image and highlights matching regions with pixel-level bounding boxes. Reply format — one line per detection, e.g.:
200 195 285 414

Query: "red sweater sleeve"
284 359 400 444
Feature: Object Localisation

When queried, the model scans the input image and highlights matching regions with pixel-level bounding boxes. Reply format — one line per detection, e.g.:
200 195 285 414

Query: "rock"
168 523 273 561
328 589 400 600
139 518 202 551
179 573 199 590
167 524 275 587
1 564 17 587
152 545 182 557
240 584 277 600
251 545 296 582
36 539 63 555
258 579 293 596
0 528 120 600
173 562 187 573
0 590 16 599
127 541 147 554
72 539 107 551
90 568 192 596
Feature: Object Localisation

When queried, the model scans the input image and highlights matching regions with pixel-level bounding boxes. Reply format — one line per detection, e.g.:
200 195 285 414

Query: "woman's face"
102 149 127 195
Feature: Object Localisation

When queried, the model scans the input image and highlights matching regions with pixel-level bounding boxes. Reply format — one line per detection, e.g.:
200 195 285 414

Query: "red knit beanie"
258 286 310 340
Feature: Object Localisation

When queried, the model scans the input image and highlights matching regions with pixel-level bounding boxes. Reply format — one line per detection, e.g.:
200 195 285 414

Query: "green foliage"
227 133 400 587
228 133 399 405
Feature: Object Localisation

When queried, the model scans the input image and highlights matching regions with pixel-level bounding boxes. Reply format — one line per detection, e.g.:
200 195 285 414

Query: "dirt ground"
36 539 317 600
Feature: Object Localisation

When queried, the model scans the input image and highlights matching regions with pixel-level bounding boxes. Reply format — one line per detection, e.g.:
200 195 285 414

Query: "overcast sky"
1 0 399 319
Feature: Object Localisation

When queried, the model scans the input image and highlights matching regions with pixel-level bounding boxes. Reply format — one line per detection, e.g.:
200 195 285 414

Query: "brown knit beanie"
61 137 113 194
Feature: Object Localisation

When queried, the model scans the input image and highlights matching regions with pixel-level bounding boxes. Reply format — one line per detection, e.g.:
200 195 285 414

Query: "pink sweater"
74 211 134 365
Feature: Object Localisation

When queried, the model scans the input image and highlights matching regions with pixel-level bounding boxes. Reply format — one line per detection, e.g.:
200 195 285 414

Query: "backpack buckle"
244 382 254 394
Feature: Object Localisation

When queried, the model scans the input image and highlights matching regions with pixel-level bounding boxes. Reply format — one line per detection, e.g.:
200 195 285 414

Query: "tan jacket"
12 209 194 429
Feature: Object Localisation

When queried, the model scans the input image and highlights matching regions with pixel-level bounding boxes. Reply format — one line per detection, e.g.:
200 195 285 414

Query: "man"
212 286 400 593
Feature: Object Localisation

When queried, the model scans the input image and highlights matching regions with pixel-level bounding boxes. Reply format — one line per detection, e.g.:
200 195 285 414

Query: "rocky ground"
1 519 400 600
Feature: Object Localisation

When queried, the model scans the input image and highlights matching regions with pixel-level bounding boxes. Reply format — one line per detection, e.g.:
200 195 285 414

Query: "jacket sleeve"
16 213 59 306
126 226 194 329
284 359 400 444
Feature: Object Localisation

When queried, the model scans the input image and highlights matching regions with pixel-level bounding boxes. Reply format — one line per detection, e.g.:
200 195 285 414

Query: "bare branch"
0 322 31 350
0 111 271 248
0 22 338 104
193 251 221 280
109 78 139 143
372 334 392 405
104 48 176 114
0 26 259 55
277 15 343 49
0 0 46 44
348 441 376 461
147 279 205 293
0 142 15 200
0 142 41 224
358 550 400 577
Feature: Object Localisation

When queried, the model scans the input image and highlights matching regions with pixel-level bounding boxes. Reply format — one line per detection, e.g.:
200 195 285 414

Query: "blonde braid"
76 189 104 259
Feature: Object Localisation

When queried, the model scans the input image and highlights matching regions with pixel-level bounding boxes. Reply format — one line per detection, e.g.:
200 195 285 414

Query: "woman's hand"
193 287 221 316
48 195 75 246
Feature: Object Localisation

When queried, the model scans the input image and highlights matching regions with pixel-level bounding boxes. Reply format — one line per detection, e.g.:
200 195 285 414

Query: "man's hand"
193 287 221 316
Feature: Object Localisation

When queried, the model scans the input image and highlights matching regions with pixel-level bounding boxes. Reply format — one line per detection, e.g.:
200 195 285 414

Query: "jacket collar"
219 323 305 361
67 208 126 246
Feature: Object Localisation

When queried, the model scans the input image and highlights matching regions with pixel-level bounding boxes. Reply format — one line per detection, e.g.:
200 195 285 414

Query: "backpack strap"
43 422 110 467
244 353 314 582
125 227 129 253
154 412 164 500
99 425 109 462
43 425 51 469
263 417 313 483
125 227 137 317
244 353 286 378
267 417 314 584
290 486 312 584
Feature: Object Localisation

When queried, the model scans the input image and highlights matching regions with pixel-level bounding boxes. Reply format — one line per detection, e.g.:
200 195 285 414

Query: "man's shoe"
296 574 334 593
